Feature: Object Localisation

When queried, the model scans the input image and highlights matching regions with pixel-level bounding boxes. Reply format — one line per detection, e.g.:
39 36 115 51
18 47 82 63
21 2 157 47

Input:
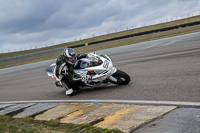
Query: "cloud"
0 0 200 52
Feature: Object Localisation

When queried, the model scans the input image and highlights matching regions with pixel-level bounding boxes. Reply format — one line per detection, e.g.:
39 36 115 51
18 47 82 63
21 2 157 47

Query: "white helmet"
63 48 77 65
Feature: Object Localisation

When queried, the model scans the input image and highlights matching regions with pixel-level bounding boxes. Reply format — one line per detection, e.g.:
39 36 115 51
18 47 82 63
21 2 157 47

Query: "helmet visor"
68 57 76 62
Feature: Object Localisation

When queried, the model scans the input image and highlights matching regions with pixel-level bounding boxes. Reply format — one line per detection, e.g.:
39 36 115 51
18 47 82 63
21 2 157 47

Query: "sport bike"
46 52 130 95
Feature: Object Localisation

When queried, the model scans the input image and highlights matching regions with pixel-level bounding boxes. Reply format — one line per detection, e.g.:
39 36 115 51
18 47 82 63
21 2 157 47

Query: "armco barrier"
1 20 200 63
0 47 65 63
0 44 86 63
87 21 200 45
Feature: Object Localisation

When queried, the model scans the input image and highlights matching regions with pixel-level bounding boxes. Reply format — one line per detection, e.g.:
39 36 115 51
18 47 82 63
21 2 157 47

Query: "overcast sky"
0 0 200 53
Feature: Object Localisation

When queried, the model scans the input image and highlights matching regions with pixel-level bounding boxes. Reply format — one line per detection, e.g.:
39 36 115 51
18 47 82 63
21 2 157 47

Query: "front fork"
108 67 118 83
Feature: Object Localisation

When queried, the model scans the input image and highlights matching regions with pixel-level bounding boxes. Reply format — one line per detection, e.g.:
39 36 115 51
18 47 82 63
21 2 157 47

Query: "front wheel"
111 70 130 85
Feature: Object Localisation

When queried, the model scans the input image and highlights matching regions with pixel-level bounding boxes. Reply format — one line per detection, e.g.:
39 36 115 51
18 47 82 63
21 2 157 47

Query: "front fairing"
46 63 56 78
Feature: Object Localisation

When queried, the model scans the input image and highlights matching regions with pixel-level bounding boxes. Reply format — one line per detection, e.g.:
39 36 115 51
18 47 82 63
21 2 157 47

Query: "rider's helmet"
62 48 77 65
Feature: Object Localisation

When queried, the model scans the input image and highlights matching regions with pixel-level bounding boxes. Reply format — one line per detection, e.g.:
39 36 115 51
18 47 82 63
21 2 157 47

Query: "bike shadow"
74 84 122 95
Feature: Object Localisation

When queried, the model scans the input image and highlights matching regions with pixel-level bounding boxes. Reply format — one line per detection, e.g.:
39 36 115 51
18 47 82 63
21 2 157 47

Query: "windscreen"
74 59 91 69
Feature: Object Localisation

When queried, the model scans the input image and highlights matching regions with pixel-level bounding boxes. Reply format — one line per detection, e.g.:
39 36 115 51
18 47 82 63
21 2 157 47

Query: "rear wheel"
111 70 130 85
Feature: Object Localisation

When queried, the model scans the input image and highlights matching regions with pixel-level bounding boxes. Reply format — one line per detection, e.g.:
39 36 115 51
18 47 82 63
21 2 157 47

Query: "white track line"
0 100 200 107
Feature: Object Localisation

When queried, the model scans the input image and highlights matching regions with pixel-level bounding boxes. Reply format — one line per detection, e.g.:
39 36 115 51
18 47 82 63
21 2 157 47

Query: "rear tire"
111 70 130 85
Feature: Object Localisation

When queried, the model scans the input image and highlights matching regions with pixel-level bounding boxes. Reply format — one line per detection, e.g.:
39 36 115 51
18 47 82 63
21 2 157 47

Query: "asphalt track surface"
0 32 200 103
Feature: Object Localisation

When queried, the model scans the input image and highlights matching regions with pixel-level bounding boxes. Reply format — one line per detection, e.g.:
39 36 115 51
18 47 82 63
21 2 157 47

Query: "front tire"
111 70 130 85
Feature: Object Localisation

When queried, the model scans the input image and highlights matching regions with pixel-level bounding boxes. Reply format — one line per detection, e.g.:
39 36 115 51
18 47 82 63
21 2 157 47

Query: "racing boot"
62 80 74 96
55 76 63 87
55 81 62 87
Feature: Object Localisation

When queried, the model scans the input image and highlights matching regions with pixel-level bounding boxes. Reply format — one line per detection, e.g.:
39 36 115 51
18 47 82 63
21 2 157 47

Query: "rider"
55 47 87 96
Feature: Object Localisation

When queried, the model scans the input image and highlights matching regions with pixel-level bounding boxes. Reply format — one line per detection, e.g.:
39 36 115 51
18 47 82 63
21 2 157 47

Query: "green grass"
0 115 122 133
0 15 200 69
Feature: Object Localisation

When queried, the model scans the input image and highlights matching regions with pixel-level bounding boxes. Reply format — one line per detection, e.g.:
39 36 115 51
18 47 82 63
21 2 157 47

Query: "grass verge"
0 115 122 133
0 15 200 69
0 23 200 69
0 15 200 59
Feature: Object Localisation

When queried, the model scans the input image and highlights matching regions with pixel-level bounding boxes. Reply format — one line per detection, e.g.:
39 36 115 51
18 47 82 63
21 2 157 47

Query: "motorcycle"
46 52 130 95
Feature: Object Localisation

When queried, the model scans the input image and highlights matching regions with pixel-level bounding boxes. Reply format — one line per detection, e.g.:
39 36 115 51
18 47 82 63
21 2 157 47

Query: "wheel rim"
117 76 126 83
